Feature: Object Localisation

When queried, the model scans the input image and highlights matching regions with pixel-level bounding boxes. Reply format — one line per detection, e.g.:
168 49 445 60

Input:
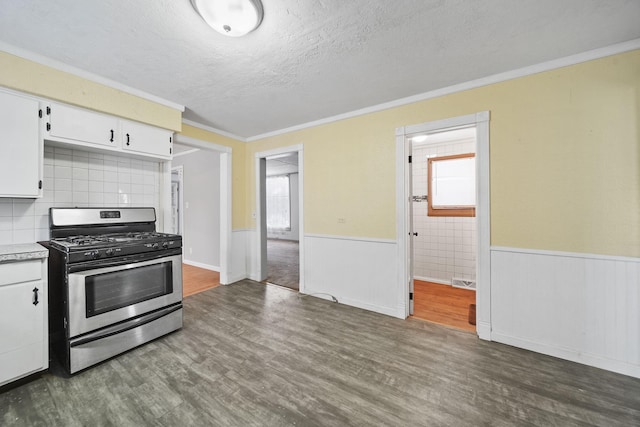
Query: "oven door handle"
69 253 181 277
68 249 182 273
70 303 182 347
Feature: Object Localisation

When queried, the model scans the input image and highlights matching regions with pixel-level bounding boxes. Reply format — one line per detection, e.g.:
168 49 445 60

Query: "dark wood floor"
182 263 219 297
266 239 299 290
2 280 639 426
413 280 476 332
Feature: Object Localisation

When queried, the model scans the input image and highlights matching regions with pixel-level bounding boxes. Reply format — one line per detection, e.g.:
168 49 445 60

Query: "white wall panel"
491 247 640 378
304 235 402 318
227 229 251 284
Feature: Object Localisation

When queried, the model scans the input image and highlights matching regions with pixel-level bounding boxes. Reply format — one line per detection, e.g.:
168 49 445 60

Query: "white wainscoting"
226 229 252 284
491 246 640 378
304 234 403 318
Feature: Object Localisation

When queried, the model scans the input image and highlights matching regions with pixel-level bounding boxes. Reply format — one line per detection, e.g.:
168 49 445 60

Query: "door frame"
170 165 184 235
255 144 305 292
395 111 491 339
172 134 233 285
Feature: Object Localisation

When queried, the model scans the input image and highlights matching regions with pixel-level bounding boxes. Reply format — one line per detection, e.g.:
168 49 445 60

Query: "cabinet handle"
126 133 130 146
110 129 114 142
32 287 39 306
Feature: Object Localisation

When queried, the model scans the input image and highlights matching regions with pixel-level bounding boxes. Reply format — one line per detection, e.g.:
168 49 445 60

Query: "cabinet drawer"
0 260 41 286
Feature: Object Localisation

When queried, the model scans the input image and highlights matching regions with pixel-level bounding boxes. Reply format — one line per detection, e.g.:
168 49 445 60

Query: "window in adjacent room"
266 175 291 230
428 153 475 217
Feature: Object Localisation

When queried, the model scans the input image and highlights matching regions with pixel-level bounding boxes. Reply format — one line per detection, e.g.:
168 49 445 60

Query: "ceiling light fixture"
191 0 264 37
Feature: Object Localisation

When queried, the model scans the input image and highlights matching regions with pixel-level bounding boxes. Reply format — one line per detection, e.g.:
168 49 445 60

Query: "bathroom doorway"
410 127 477 332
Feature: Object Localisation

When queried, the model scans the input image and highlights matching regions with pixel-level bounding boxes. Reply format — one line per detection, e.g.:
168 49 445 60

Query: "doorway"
255 145 305 293
170 166 183 235
265 153 300 290
396 112 491 340
410 127 477 332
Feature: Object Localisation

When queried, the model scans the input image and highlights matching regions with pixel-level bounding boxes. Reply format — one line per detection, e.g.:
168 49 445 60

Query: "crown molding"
0 41 185 112
246 38 640 142
181 119 247 142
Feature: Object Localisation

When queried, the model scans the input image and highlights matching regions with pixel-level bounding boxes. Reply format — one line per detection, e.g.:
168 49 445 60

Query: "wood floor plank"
182 263 219 297
1 280 639 426
412 279 476 332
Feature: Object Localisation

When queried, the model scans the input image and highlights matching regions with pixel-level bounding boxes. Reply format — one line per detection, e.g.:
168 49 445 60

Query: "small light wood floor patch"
412 280 476 332
183 264 220 298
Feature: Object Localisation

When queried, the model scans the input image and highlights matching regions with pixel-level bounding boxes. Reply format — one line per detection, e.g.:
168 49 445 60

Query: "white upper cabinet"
121 119 173 160
0 90 42 198
46 102 120 150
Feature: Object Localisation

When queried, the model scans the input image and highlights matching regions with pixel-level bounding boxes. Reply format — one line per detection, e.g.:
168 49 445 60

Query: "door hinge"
169 136 172 143
38 109 42 118
409 292 414 301
46 106 51 115
408 155 412 163
46 123 51 131
38 180 42 190
169 147 172 154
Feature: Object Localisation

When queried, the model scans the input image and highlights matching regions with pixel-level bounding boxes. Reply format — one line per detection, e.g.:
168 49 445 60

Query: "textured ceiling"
0 1 639 139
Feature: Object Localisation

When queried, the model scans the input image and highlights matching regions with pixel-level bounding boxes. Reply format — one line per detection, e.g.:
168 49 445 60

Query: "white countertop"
0 243 49 263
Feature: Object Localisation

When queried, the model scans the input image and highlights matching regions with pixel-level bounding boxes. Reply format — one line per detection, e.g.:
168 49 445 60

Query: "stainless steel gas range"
46 207 183 374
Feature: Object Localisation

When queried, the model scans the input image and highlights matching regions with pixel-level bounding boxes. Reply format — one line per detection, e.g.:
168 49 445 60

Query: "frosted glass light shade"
191 0 263 37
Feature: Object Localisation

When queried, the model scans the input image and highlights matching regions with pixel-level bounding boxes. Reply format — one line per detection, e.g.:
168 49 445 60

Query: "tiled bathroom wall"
412 138 476 285
0 145 162 244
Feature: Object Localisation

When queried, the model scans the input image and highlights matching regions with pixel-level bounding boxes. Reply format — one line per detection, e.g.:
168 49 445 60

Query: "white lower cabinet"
0 253 48 387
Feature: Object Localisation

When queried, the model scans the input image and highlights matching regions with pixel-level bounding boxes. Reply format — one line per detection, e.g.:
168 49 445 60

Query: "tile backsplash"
412 139 476 284
0 145 161 244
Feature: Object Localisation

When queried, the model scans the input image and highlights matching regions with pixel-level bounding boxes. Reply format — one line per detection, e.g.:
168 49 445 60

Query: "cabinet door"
0 280 46 386
122 120 173 159
0 91 41 197
48 102 119 148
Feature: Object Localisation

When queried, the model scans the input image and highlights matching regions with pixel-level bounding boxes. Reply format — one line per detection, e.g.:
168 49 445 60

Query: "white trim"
171 135 233 285
172 148 200 158
304 233 396 245
0 42 184 112
182 119 247 142
396 112 491 340
413 276 449 286
255 144 305 292
173 134 231 153
247 39 640 142
183 259 220 272
170 165 185 236
491 332 640 379
491 246 640 263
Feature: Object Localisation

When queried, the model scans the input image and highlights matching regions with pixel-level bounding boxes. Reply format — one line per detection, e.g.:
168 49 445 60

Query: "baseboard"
492 332 640 379
414 276 450 286
182 259 220 272
476 321 491 341
304 288 405 319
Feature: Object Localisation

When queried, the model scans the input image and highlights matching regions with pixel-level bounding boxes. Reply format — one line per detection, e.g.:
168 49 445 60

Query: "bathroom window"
428 153 475 217
266 175 291 230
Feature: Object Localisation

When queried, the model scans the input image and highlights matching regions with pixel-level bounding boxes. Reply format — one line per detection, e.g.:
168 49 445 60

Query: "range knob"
105 248 114 257
152 243 159 249
162 241 169 249
86 250 99 260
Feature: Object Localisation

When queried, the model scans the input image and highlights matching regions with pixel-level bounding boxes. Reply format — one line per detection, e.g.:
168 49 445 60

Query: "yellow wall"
0 51 182 131
178 124 248 229
248 50 640 258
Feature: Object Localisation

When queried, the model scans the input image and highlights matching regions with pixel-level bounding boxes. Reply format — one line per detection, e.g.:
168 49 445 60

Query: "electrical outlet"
252 212 256 219
189 247 193 255
337 218 345 223
185 201 189 209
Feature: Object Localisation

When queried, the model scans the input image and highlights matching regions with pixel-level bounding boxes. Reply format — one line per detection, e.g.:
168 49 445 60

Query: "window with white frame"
266 175 291 230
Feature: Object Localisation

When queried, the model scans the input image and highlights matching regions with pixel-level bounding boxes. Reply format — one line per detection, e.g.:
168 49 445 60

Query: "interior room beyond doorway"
411 127 477 332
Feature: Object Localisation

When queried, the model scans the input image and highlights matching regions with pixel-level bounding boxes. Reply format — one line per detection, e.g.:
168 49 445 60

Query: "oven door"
67 252 182 338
